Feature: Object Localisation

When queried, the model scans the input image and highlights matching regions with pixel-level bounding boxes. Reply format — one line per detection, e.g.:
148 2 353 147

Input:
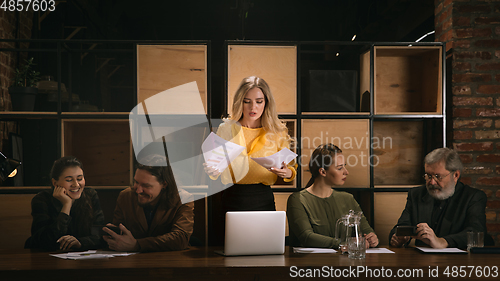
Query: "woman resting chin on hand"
25 156 105 251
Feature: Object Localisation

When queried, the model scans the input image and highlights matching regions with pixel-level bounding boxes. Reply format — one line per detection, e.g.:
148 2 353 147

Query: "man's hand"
390 233 411 247
364 232 379 248
102 223 140 252
415 223 448 249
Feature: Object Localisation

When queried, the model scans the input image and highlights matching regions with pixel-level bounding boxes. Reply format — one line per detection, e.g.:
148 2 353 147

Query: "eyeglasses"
423 171 453 182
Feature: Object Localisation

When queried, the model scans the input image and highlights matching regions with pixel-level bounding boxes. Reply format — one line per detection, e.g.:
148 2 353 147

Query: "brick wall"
435 0 500 244
0 11 33 152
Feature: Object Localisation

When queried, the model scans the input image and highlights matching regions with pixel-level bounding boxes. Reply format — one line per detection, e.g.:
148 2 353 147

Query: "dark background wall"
0 10 33 152
434 0 500 241
1 0 499 244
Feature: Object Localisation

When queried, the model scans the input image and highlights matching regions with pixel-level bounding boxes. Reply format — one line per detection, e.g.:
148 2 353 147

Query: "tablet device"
470 247 500 254
92 225 121 236
395 226 417 236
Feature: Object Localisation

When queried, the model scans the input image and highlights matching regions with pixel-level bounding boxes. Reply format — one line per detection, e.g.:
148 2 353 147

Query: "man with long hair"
103 154 194 252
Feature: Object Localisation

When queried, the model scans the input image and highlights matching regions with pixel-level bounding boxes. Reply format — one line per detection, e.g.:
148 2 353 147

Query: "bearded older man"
389 148 487 249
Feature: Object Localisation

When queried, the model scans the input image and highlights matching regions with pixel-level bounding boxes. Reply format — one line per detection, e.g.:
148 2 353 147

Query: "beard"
426 182 455 200
137 194 151 207
135 188 165 207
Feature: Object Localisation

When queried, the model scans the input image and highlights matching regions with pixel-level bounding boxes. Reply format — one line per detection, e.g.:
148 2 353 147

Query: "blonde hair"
230 76 286 134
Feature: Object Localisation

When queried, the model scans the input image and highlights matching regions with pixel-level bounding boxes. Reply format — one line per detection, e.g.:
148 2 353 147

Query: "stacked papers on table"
293 247 337 254
416 247 467 254
366 248 395 254
50 250 137 260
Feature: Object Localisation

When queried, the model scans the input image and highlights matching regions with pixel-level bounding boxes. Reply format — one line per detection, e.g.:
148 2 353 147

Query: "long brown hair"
135 154 180 209
305 144 343 188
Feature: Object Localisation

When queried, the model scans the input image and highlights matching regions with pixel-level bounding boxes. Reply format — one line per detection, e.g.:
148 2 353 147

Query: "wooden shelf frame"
223 41 446 233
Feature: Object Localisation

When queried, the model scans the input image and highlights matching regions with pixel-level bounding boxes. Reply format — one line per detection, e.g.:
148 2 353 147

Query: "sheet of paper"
366 248 395 254
293 247 337 254
416 247 467 254
251 148 297 169
202 132 245 172
50 250 137 260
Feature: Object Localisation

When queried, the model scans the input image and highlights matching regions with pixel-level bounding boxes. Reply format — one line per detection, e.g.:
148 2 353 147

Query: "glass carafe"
335 210 363 254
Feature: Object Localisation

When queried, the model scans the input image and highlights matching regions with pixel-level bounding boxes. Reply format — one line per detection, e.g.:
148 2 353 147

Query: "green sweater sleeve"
287 190 375 249
287 192 340 249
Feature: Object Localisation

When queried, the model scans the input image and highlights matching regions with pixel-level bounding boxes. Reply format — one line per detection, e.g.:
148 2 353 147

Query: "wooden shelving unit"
0 40 211 248
227 45 297 115
137 44 208 113
62 119 132 187
225 41 446 246
371 46 443 115
301 119 370 188
0 40 444 248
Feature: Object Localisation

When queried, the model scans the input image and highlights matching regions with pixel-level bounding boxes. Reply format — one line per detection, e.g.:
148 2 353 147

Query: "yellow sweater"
214 120 296 185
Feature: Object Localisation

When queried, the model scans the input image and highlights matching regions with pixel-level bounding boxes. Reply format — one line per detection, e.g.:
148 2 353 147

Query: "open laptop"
215 211 286 256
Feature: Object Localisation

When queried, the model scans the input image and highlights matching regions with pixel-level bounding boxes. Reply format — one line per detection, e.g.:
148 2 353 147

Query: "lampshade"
0 151 21 181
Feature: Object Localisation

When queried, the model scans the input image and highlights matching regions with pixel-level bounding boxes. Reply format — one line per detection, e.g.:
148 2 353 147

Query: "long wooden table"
1 246 499 280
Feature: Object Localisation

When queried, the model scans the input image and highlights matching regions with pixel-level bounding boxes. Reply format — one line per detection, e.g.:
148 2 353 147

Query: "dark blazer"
389 182 487 249
25 188 105 251
112 187 194 252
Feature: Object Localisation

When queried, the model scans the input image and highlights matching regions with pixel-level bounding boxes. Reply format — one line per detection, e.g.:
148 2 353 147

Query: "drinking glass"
467 231 484 251
347 237 366 259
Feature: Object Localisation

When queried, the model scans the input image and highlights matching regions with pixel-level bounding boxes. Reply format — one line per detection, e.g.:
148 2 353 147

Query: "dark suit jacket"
389 182 486 249
113 188 194 252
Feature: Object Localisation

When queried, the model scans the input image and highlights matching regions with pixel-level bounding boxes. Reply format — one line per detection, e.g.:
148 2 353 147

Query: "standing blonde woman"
208 76 296 212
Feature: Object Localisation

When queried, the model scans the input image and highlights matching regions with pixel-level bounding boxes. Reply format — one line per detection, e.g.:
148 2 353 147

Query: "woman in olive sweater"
287 144 379 249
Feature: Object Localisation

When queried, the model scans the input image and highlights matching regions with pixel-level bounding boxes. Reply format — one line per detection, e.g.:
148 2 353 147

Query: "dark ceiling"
24 0 437 116
36 0 436 42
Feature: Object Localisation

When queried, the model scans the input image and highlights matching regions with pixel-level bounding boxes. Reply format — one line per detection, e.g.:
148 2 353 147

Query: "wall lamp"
0 151 21 182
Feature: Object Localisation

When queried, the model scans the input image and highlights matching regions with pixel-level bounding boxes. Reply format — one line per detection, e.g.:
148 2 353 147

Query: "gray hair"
424 148 463 172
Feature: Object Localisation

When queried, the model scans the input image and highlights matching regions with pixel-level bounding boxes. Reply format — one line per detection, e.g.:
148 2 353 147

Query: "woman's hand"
53 186 72 205
269 161 292 179
57 235 81 251
53 186 72 215
203 163 221 177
